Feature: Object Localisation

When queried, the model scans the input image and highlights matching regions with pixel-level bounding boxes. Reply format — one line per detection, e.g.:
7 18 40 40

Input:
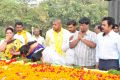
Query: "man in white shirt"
33 27 45 45
70 17 96 69
66 20 78 65
112 24 119 34
14 22 34 44
94 25 103 34
96 17 120 70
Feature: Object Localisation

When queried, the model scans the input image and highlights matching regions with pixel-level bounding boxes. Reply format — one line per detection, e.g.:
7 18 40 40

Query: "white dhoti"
42 47 66 65
65 49 75 65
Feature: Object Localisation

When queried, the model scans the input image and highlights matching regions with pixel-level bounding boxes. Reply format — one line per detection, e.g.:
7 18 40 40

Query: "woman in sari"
0 27 22 59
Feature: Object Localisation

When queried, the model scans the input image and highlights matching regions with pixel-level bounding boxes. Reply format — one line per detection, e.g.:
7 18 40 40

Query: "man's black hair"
97 25 103 32
67 20 77 26
112 24 119 29
102 17 115 27
15 22 23 27
79 17 90 25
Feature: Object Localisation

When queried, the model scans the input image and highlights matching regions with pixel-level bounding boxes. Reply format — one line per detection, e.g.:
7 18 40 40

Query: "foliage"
0 0 108 37
108 69 120 75
0 27 5 38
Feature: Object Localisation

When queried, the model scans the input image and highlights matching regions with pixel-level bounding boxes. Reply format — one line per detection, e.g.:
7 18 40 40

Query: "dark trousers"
99 59 119 71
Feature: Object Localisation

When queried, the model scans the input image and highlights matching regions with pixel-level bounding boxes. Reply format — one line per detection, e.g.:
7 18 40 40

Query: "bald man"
45 19 71 65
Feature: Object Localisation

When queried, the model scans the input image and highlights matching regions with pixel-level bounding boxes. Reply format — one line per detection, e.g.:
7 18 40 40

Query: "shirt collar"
102 30 115 37
52 28 63 33
107 30 115 36
86 30 91 35
79 30 90 36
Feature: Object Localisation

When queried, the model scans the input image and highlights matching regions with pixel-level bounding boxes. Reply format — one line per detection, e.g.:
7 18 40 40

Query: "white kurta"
32 35 45 45
45 28 71 65
65 31 78 65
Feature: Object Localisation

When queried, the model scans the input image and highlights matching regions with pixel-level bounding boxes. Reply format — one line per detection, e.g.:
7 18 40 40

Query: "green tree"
0 0 108 37
44 0 108 28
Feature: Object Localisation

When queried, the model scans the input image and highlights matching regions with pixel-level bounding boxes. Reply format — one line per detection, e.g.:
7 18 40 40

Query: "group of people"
0 16 120 71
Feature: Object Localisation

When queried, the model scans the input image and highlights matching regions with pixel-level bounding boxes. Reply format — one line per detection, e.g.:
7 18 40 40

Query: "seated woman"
20 41 65 65
0 27 22 59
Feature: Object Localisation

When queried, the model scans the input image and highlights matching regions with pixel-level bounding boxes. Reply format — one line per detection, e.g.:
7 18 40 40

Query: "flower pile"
0 60 120 80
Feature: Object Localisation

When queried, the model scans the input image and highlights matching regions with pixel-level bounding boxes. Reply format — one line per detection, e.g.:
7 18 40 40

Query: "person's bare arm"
69 32 83 49
81 38 96 48
69 38 79 48
0 36 11 51
28 42 38 54
12 52 20 55
70 31 96 48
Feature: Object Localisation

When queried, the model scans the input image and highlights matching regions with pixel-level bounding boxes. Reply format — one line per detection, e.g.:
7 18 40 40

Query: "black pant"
99 59 119 71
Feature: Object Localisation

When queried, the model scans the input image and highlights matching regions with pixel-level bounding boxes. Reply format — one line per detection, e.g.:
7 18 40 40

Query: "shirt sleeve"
62 31 70 52
96 35 99 63
41 37 45 45
117 35 120 55
45 31 50 47
14 34 25 45
27 32 35 42
91 32 97 44
69 32 78 42
37 37 45 46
